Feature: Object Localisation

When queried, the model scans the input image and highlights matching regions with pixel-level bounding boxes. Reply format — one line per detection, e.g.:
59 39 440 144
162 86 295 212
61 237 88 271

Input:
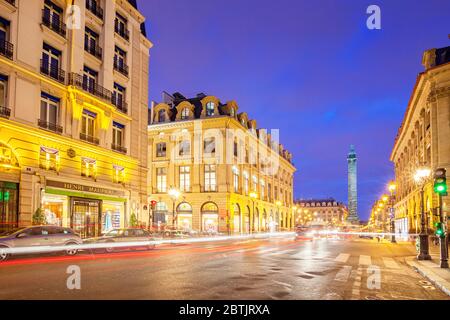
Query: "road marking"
334 253 350 263
334 265 352 282
359 255 371 266
269 249 292 256
382 257 400 269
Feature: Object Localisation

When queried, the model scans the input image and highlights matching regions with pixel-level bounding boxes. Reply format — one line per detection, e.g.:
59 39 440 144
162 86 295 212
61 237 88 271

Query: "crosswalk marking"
334 253 350 263
359 255 371 266
334 265 352 282
382 257 400 269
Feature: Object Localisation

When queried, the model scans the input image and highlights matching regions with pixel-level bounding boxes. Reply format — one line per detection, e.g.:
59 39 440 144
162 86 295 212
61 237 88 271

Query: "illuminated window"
156 142 166 157
179 140 190 157
252 175 258 192
179 166 190 192
243 171 249 195
81 109 96 141
181 108 190 120
112 122 124 149
81 157 97 179
113 165 125 184
204 164 216 192
40 92 59 128
233 166 240 193
204 137 215 156
156 167 167 193
39 146 60 172
260 180 265 200
206 102 215 116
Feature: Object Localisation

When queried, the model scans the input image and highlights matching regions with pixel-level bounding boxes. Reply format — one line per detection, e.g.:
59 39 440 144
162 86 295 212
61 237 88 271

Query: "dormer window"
158 109 166 123
206 102 215 116
230 108 235 117
181 108 190 120
241 118 246 126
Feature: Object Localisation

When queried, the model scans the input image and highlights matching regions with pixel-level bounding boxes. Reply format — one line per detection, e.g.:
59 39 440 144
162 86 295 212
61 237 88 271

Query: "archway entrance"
201 202 219 233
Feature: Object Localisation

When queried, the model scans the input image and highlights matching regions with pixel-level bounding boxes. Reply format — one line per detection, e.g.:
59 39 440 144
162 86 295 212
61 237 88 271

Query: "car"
84 228 156 253
0 226 82 262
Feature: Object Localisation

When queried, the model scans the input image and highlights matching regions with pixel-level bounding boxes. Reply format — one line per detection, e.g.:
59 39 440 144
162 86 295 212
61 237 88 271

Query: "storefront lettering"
47 180 124 197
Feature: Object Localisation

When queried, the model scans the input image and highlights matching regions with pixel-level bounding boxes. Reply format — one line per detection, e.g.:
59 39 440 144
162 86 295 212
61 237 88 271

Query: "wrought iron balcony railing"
113 59 129 77
42 9 66 38
111 143 127 154
114 24 129 41
80 132 99 145
0 106 11 119
111 96 128 114
84 41 102 59
68 73 112 103
40 60 65 84
85 0 103 20
38 119 63 134
0 39 13 60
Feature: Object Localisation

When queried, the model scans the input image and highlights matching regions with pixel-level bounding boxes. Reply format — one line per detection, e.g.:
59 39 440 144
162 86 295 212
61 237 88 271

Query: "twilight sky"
137 0 450 220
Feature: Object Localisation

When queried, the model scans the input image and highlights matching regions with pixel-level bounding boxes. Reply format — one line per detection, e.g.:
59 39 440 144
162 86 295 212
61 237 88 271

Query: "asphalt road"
0 236 448 300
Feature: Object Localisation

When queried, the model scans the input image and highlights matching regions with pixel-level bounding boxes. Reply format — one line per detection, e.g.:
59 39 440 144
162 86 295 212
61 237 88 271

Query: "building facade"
295 198 348 227
148 92 296 234
0 0 152 237
347 145 359 223
390 46 450 234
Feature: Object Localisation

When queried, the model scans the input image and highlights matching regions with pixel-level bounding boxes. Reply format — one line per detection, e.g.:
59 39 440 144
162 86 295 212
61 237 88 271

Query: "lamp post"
275 201 282 231
168 187 181 230
249 192 258 234
414 167 432 261
388 182 397 243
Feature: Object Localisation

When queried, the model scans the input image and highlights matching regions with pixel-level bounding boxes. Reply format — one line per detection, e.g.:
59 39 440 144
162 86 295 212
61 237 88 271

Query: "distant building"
347 145 359 223
295 198 348 227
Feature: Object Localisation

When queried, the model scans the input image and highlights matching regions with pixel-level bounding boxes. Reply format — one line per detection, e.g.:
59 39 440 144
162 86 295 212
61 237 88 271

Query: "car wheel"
0 246 10 262
104 241 115 253
147 244 156 250
65 242 79 256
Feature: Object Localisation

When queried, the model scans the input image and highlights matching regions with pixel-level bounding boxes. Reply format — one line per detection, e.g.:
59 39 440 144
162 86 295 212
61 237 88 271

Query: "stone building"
0 0 152 237
295 198 348 227
147 92 296 233
390 45 450 234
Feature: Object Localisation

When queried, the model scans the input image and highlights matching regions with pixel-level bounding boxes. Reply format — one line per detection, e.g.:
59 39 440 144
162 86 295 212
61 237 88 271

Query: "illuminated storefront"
0 181 19 233
201 202 219 233
177 202 192 231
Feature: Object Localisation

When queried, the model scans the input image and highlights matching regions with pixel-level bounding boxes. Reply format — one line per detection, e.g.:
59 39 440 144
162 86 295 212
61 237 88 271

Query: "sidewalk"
406 244 450 297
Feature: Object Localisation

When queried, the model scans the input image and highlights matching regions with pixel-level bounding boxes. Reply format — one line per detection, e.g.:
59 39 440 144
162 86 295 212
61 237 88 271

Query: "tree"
129 212 138 227
32 208 46 225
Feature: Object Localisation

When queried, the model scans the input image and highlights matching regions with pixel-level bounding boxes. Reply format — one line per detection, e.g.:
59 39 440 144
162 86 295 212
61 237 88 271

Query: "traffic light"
434 168 447 195
435 222 445 238
150 200 157 210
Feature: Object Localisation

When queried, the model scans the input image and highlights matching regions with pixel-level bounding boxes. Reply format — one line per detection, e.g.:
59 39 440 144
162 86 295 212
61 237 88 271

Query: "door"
71 198 101 238
0 182 18 234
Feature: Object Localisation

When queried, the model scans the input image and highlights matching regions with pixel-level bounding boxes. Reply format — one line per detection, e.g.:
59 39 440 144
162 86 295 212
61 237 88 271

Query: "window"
81 157 96 178
113 165 125 184
274 186 278 201
41 43 62 81
230 108 235 117
83 66 97 93
158 109 166 123
112 122 124 148
40 92 59 129
84 27 100 58
114 12 128 40
0 17 9 44
156 167 167 193
252 175 257 192
179 166 190 192
233 167 240 193
112 83 126 111
260 180 265 200
206 102 215 116
81 109 96 141
43 0 63 33
39 146 59 171
181 108 190 120
233 140 238 157
204 164 216 192
156 143 166 157
114 46 127 75
179 140 190 157
268 183 272 202
0 75 7 109
243 171 249 195
204 137 215 155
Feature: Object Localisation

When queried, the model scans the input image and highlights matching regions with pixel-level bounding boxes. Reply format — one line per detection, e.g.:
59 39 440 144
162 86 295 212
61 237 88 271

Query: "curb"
406 257 450 297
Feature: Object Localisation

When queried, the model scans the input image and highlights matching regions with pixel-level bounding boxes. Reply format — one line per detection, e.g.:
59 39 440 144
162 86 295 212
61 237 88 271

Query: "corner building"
0 0 152 237
148 92 296 234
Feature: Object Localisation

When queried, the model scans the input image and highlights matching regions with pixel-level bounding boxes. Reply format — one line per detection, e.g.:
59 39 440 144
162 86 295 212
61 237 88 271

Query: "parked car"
84 228 156 253
0 226 82 262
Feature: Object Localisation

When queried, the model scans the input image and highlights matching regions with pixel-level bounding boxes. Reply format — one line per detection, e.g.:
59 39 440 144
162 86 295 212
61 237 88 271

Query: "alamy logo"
366 5 381 30
66 265 81 290
66 5 81 30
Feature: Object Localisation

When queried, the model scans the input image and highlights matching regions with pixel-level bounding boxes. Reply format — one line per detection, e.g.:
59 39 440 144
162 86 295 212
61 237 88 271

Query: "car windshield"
0 228 26 236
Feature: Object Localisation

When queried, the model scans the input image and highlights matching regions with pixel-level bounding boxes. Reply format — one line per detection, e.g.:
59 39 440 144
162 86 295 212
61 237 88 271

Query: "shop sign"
46 180 125 197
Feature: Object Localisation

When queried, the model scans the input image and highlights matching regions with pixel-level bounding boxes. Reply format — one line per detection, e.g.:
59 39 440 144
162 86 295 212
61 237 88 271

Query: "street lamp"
168 187 181 229
275 201 282 231
414 166 432 261
249 192 258 233
387 181 397 243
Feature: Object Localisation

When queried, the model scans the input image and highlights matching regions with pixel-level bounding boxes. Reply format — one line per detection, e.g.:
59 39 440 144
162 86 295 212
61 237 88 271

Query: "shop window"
102 202 123 233
39 146 60 172
42 194 66 226
113 165 125 184
81 157 97 179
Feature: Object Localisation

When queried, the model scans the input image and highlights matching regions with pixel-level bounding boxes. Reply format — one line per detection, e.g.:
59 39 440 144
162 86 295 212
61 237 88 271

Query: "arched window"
206 102 215 116
177 202 192 213
201 202 218 213
181 108 190 120
233 203 240 233
158 109 166 123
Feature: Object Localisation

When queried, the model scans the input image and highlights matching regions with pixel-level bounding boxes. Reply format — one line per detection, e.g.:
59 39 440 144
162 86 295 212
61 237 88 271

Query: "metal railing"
80 132 99 145
42 9 66 38
114 24 130 41
84 41 102 59
68 73 112 103
38 119 63 134
40 60 65 84
85 0 103 20
111 96 128 114
0 39 13 60
113 59 129 77
4 0 15 6
111 143 127 154
0 106 11 119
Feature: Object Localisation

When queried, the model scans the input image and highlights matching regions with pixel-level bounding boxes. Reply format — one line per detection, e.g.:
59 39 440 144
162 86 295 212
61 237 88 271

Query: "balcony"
114 24 129 41
84 41 102 60
68 73 112 103
111 143 127 154
86 0 103 20
0 106 11 119
111 96 128 114
38 119 63 134
3 0 15 6
113 59 129 77
0 39 13 60
40 60 65 84
42 10 66 38
80 132 99 145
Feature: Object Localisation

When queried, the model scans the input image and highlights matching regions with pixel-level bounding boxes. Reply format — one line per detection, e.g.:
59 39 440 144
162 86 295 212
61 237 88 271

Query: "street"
0 236 448 300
